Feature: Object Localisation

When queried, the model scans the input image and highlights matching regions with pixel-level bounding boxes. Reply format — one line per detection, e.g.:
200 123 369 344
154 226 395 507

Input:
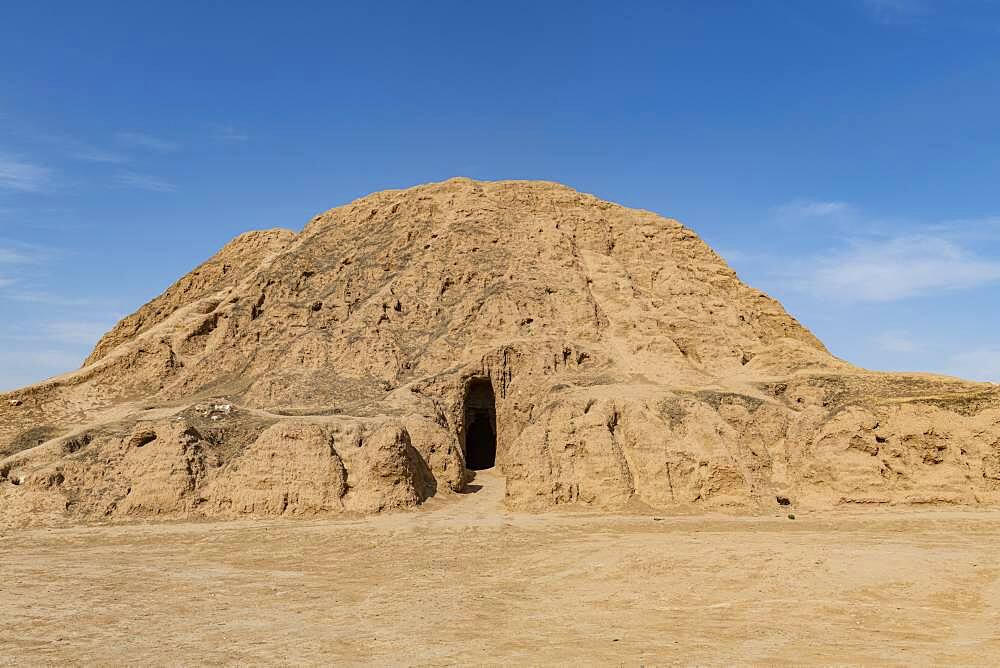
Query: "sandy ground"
2 472 999 666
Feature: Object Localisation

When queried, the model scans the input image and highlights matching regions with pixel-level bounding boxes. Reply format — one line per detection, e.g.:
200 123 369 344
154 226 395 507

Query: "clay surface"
2 178 999 526
2 472 999 664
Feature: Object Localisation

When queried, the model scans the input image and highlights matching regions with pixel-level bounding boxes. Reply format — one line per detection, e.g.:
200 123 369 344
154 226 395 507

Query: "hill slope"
2 178 999 526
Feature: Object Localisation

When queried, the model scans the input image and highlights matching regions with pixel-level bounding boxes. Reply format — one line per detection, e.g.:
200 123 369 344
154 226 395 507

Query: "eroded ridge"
2 178 998 527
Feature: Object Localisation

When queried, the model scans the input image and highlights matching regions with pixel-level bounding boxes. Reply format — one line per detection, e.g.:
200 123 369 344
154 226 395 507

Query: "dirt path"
2 472 1000 665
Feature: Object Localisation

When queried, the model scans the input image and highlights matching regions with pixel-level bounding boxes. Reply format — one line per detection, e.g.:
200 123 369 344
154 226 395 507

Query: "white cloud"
864 0 922 11
715 248 754 264
43 320 113 345
805 234 1000 302
116 131 178 152
0 349 82 390
211 124 249 143
71 147 130 164
0 154 52 192
946 348 1000 383
32 131 132 164
0 241 52 265
929 216 1000 242
114 171 177 193
775 199 853 219
1 291 98 307
0 314 121 389
861 0 927 22
743 201 1000 303
0 247 31 264
875 331 924 353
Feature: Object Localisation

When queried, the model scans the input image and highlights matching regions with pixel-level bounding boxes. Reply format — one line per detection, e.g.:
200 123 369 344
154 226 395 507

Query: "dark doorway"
464 378 497 470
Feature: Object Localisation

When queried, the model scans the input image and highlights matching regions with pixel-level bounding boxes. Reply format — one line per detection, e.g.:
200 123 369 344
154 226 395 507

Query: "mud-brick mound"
2 178 999 527
0 415 446 527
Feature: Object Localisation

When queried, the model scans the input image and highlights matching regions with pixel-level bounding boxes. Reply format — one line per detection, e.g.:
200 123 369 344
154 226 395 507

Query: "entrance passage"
464 378 497 470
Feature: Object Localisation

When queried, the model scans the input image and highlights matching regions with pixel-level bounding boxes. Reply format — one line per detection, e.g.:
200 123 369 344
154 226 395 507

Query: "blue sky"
1 0 999 390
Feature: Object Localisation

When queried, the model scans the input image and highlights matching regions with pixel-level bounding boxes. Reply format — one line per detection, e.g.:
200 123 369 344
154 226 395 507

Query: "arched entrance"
463 378 496 470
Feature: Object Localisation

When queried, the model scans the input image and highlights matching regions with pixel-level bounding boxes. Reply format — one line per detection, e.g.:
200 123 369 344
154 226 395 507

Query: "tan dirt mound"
2 177 998 527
